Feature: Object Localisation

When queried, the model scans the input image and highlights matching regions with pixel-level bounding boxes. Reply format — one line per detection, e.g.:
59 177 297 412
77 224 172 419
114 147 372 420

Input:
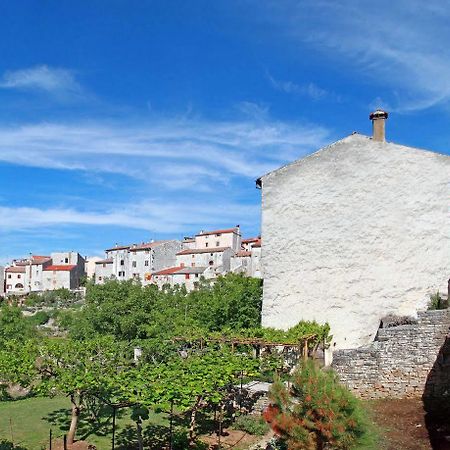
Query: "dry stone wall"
332 309 450 399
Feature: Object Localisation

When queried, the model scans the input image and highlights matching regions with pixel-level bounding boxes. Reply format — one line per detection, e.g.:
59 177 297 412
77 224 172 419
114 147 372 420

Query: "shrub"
428 291 448 310
234 414 269 435
264 360 376 450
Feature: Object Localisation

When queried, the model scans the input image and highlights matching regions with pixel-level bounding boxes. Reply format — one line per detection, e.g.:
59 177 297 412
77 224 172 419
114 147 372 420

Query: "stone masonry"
332 309 450 399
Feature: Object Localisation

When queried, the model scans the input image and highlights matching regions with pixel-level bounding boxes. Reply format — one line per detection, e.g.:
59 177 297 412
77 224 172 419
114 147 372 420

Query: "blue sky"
1 0 450 262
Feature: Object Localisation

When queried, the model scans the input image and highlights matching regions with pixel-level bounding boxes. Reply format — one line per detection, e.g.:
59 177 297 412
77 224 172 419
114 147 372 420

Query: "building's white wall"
261 134 450 350
195 230 241 251
0 267 4 296
95 262 114 283
42 270 71 291
86 257 102 279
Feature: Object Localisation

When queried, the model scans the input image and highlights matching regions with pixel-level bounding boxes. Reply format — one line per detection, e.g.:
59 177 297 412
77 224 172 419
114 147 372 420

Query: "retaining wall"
332 309 450 399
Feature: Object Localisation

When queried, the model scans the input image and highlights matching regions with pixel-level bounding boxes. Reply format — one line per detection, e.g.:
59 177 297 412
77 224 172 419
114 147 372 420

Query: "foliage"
25 311 50 327
0 305 34 344
428 291 448 310
24 288 79 308
59 274 262 341
233 414 269 435
265 361 375 450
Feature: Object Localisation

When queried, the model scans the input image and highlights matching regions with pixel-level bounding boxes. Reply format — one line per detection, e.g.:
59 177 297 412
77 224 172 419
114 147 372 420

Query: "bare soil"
369 398 450 450
200 428 264 449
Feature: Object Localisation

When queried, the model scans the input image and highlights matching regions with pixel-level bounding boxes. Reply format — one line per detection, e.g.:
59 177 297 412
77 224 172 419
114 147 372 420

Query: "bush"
265 360 377 449
233 414 269 436
428 291 448 310
26 311 50 327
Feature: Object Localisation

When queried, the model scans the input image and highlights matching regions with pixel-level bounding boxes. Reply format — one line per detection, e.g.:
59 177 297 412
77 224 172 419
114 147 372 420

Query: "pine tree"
264 361 371 449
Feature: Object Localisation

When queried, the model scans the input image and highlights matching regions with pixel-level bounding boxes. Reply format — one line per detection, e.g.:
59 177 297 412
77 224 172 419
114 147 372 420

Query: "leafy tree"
36 337 131 445
0 305 34 344
264 361 374 450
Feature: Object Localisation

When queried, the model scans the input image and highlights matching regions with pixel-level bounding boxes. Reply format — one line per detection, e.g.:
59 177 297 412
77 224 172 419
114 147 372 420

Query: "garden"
0 274 378 449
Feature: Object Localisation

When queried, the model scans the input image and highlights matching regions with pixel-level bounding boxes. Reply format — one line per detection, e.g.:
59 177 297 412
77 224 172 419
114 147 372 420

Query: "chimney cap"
369 109 388 121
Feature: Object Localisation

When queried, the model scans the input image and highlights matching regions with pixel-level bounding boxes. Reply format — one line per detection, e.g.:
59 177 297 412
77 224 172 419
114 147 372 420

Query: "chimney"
369 110 388 142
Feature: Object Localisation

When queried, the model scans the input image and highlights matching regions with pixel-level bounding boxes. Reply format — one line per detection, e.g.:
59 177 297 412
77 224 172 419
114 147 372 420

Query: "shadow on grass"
0 440 28 450
42 405 127 441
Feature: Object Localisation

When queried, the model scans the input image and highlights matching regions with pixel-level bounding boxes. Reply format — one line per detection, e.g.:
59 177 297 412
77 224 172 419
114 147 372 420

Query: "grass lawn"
0 396 167 450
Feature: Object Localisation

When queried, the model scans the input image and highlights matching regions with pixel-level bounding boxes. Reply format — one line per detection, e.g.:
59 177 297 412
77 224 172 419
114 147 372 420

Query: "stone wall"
332 309 450 398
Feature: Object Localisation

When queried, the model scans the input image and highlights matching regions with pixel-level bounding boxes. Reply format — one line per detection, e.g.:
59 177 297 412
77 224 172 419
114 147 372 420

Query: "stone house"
4 252 85 294
97 240 182 284
258 111 450 352
230 237 262 278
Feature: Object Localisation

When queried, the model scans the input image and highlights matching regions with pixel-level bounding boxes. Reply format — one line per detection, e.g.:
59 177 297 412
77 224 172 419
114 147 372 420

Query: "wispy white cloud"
0 117 331 190
267 72 328 100
266 0 450 112
0 65 83 98
0 199 259 234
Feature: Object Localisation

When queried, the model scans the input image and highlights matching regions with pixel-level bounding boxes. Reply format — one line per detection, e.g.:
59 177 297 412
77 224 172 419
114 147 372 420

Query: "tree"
265 361 373 450
0 305 34 344
36 337 131 445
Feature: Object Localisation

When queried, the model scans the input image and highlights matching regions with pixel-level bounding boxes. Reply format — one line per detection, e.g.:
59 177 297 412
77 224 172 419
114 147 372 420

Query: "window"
210 253 213 257
195 274 199 278
15 283 24 289
145 261 149 266
99 276 103 281
132 261 137 268
209 261 214 266
216 241 220 247
7 274 11 279
120 260 125 266
103 263 106 268
185 274 190 280
6 284 11 289
216 233 221 237
65 258 69 263
191 263 195 267
118 271 125 277
17 274 21 279
205 242 209 247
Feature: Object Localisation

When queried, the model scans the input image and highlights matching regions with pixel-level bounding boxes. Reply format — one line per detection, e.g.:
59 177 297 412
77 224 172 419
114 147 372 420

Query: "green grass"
0 396 167 450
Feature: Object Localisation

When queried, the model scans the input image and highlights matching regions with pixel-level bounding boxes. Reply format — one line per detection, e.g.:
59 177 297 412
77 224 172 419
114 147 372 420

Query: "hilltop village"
0 226 262 296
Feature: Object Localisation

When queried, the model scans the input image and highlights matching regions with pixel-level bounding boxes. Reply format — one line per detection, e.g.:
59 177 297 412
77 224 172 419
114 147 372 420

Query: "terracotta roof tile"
195 227 239 236
44 265 77 272
176 247 230 255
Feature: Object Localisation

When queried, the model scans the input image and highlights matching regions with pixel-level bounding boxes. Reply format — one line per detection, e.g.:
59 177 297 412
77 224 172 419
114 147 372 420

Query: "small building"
42 265 79 291
94 258 114 284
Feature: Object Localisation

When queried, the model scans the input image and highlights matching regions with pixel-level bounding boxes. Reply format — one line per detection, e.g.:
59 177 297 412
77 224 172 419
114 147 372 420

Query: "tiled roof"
44 265 77 272
235 250 252 257
242 237 260 244
252 242 261 248
176 247 230 255
5 266 26 273
175 267 207 275
95 258 113 264
105 245 131 252
105 240 171 252
130 240 170 251
196 227 239 236
153 266 184 276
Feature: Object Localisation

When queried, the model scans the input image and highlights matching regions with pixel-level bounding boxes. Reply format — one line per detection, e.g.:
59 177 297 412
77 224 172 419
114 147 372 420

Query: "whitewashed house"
258 111 450 352
96 240 182 284
231 237 262 278
5 252 85 295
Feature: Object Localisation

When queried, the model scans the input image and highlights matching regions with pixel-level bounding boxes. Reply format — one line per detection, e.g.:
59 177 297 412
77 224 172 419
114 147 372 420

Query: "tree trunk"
136 418 144 450
188 396 202 447
67 394 82 446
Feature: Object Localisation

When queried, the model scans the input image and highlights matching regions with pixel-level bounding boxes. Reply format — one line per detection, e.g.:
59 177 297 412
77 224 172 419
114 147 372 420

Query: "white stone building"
231 237 262 278
95 240 182 284
152 227 243 290
258 111 450 352
85 256 102 280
